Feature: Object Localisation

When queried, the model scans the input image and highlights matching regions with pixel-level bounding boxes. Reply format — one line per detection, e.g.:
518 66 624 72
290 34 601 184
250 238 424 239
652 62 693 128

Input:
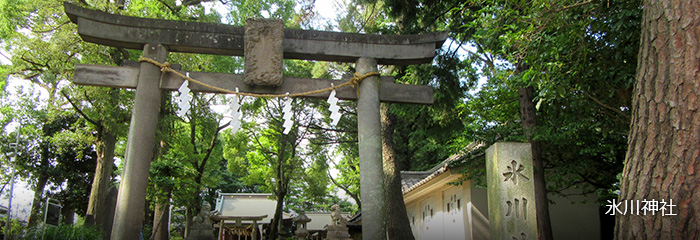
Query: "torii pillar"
356 57 385 239
112 44 167 240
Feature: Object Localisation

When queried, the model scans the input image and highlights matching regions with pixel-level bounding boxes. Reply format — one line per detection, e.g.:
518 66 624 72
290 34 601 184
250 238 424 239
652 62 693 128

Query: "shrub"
21 224 104 240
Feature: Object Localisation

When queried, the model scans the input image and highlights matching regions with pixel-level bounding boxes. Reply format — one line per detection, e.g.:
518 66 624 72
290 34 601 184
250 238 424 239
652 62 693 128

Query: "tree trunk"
152 195 171 240
615 0 700 238
269 135 290 240
270 188 287 240
29 175 47 226
381 104 415 240
152 91 171 240
184 207 191 238
518 86 553 240
86 129 117 227
184 182 202 238
269 165 284 237
29 149 50 226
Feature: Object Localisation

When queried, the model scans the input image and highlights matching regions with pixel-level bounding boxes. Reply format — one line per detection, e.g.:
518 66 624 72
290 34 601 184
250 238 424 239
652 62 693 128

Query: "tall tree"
226 97 310 239
381 104 414 240
615 0 700 238
0 0 135 229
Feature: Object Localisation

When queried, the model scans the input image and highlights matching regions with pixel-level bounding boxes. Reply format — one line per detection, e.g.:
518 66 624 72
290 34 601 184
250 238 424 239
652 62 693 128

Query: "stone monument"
244 18 284 86
293 210 312 239
325 205 351 240
486 142 537 240
185 203 215 240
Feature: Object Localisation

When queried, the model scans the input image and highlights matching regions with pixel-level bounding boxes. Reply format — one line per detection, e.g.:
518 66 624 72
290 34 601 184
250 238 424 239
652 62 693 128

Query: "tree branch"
557 0 593 12
32 21 71 34
327 171 361 209
247 129 277 163
198 121 229 172
154 0 179 15
582 91 631 121
61 90 100 126
304 125 358 134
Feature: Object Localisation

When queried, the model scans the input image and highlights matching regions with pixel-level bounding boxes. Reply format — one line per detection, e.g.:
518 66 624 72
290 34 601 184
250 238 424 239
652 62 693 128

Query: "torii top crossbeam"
64 2 447 65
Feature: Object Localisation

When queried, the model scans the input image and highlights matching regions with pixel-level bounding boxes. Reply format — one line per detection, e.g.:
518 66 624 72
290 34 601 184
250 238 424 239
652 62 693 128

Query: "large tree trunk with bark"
518 86 553 240
29 174 47 226
381 104 415 240
152 194 171 240
29 148 50 226
615 0 700 238
86 129 117 227
269 137 289 240
184 207 192 238
185 177 203 238
270 187 287 240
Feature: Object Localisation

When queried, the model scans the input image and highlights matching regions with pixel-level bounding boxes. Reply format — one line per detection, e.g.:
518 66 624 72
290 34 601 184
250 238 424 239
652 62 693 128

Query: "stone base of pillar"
185 227 215 240
325 225 352 240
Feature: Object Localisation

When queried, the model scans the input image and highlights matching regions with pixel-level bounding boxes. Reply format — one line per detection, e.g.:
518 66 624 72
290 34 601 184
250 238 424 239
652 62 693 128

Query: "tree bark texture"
381 104 416 240
268 132 291 239
29 148 50 226
152 196 171 240
518 86 554 240
184 207 191 238
86 129 117 228
152 92 172 240
615 0 700 238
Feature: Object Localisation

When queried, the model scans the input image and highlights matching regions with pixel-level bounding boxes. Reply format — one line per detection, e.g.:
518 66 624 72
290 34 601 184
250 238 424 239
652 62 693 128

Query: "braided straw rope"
138 57 380 98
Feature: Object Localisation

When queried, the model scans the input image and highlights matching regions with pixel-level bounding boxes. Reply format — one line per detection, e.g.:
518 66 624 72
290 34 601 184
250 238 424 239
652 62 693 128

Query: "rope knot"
350 72 363 87
350 71 380 88
160 61 172 73
139 57 171 72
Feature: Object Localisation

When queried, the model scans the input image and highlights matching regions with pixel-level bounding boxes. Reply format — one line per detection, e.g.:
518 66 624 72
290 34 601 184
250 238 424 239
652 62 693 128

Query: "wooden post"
356 57 386 240
111 44 168 240
218 220 224 240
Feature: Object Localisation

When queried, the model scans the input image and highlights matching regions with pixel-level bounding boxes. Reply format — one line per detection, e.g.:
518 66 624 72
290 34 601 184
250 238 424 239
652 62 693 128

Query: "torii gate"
64 3 446 240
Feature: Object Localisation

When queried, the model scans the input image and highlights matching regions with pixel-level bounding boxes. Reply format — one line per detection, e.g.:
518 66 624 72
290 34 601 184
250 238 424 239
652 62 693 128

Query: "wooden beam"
73 64 434 105
64 3 447 65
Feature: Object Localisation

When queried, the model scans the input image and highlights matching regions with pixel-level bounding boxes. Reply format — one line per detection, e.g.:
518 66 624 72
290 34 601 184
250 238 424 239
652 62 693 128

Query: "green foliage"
390 51 477 170
147 92 227 220
227 0 298 25
20 224 105 240
0 88 96 220
459 0 638 198
359 0 641 202
1 218 26 239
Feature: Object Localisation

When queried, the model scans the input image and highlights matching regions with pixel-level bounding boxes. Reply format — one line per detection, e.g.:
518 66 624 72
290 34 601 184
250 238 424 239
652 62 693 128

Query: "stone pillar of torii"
64 3 446 240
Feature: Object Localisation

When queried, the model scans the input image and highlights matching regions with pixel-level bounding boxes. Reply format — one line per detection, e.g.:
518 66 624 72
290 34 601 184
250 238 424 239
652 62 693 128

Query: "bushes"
20 224 104 240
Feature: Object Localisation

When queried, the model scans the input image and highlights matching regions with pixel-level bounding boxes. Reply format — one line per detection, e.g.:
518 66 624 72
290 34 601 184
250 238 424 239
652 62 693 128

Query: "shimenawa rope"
138 57 380 98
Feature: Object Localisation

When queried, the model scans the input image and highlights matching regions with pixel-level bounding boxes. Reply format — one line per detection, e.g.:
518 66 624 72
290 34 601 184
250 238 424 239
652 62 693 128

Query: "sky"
0 180 34 221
